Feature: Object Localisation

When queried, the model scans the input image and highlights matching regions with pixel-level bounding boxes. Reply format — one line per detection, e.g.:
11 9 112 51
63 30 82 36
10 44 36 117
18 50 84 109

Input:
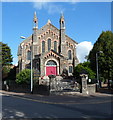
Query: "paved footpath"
0 90 113 104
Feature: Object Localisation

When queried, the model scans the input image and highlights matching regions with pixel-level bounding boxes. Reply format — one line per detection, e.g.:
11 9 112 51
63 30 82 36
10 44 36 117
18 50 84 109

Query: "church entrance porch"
46 60 57 76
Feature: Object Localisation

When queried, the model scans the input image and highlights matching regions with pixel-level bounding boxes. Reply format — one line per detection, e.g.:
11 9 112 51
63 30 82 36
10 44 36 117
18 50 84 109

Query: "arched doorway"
46 60 57 76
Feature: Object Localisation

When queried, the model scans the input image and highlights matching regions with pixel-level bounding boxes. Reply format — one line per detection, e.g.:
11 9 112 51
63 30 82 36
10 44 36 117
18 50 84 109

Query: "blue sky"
2 2 111 64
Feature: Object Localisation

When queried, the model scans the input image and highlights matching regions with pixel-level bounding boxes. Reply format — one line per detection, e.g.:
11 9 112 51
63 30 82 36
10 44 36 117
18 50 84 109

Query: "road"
1 92 113 119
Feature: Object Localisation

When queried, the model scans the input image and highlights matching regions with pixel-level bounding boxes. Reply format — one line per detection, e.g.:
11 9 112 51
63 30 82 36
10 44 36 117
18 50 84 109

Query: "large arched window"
27 51 31 60
42 41 45 53
68 50 72 60
48 39 51 51
54 41 57 52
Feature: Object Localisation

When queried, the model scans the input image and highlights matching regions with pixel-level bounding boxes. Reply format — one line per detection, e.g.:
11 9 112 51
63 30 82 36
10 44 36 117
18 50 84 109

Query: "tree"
88 31 113 82
0 42 13 66
0 42 13 80
7 66 17 81
16 69 31 84
73 62 96 83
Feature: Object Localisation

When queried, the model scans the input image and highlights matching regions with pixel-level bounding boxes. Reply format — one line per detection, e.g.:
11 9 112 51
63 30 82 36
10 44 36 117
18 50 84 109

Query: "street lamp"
31 34 33 94
20 35 33 94
20 36 26 39
96 51 103 88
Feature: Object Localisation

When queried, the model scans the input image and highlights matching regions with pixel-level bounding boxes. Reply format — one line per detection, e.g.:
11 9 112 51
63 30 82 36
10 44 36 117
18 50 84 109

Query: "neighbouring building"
17 12 79 77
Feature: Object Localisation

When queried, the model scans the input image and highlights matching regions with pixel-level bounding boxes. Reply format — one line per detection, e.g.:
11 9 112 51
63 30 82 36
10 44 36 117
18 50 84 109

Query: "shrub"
16 69 31 84
73 62 96 83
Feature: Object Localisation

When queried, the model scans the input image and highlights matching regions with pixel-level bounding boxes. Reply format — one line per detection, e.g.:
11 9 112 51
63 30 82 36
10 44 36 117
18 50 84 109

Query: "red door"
46 66 57 76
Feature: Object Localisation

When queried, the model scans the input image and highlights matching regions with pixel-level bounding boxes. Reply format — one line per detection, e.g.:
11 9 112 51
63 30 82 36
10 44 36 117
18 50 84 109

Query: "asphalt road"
1 93 113 119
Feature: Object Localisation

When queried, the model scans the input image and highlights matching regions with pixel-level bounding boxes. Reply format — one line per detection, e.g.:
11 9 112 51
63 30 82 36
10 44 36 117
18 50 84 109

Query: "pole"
31 34 33 94
96 52 100 88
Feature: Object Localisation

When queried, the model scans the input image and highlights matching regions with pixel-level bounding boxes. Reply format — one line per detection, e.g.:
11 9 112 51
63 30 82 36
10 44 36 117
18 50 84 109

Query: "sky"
1 2 111 65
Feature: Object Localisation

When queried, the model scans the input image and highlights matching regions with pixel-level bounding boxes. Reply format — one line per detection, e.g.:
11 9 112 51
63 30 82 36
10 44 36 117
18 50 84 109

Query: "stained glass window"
46 60 57 66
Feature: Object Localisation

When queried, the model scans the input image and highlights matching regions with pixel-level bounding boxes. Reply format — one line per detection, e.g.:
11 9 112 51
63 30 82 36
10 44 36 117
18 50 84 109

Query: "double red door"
46 66 57 76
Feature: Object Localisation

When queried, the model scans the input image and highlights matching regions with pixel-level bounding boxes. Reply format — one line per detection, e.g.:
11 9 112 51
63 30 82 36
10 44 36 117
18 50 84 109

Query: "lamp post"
30 34 33 94
20 35 33 94
96 51 103 88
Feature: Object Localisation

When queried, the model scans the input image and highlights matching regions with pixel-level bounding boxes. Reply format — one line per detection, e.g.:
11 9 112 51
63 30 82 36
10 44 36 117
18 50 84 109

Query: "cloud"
33 2 48 10
13 57 18 66
76 41 93 63
33 2 65 14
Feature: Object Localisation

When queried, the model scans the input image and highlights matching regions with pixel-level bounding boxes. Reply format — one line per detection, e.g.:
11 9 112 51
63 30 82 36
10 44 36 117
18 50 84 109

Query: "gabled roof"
65 35 78 44
20 22 77 44
38 22 59 35
20 35 32 45
39 23 78 44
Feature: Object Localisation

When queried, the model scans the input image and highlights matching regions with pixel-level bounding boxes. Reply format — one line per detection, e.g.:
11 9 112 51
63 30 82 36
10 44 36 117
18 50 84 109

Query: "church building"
17 12 79 77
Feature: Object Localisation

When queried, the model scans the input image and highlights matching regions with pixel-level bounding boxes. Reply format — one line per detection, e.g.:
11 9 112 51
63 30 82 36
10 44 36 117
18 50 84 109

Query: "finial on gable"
60 11 65 29
33 11 38 29
47 19 51 24
33 11 38 23
60 11 64 18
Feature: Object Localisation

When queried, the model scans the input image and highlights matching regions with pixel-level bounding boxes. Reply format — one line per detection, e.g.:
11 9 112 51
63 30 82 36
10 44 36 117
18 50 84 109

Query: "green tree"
73 62 96 83
16 69 31 84
88 31 113 82
2 66 11 80
0 42 13 66
7 66 17 81
0 42 13 80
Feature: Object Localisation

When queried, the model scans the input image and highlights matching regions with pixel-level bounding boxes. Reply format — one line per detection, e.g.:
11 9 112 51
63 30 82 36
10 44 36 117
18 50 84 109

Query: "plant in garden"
16 69 31 84
73 62 96 83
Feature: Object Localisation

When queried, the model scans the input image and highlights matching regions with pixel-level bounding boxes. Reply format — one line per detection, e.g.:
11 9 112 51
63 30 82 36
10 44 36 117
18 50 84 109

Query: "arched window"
42 41 45 53
66 42 68 46
71 45 73 49
68 50 72 60
46 60 57 66
69 66 73 73
54 41 57 52
27 51 31 60
48 39 51 51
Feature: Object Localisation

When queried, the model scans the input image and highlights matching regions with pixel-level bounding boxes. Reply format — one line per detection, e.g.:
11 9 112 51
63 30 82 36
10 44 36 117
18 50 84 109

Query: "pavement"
1 86 113 119
0 88 113 105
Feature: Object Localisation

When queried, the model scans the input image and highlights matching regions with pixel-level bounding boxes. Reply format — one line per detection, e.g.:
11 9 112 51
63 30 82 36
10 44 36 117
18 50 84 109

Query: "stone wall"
87 84 96 94
2 84 49 95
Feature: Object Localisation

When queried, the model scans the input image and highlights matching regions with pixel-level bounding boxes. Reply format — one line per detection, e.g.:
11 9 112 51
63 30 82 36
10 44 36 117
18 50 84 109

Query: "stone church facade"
18 12 79 77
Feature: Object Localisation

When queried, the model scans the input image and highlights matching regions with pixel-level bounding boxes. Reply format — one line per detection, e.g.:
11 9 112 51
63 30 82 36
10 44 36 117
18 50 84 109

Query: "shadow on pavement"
97 87 113 94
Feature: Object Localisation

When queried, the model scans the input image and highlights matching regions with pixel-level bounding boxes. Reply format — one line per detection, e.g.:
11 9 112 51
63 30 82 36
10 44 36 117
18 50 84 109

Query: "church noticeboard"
33 70 40 81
